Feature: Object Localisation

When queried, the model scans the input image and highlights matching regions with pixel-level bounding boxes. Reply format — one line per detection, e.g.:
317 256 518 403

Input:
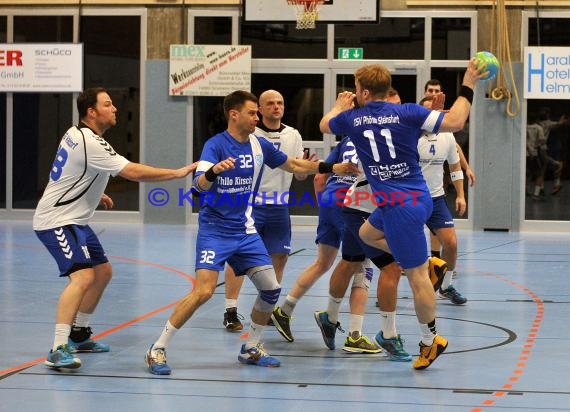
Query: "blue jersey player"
145 90 358 374
320 59 484 370
271 136 358 343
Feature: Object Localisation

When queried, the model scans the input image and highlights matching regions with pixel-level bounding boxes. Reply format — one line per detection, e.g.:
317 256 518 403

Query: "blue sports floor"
1 220 569 412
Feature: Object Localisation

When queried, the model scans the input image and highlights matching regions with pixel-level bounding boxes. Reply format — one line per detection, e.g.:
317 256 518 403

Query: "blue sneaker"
374 331 412 362
45 344 82 369
68 326 110 353
238 344 280 367
438 285 468 305
145 345 171 375
314 311 344 350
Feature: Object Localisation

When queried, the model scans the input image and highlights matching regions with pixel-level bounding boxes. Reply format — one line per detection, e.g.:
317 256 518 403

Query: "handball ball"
474 51 500 81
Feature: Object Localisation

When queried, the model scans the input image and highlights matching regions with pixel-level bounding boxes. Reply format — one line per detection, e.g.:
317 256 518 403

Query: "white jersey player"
34 87 196 370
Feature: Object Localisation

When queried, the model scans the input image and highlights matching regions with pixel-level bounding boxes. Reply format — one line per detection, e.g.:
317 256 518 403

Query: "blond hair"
354 64 392 99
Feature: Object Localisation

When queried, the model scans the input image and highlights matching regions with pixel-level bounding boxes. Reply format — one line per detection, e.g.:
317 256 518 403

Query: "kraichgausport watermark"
147 188 423 208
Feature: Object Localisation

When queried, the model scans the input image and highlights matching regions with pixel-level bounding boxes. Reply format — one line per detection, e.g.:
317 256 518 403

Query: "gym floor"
1 220 569 411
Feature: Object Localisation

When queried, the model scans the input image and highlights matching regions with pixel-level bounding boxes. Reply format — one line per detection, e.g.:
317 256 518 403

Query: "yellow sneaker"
413 335 448 370
428 257 447 291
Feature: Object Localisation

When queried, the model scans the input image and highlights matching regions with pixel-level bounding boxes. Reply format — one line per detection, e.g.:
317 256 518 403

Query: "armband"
204 166 219 182
450 170 464 182
459 85 474 105
318 162 335 174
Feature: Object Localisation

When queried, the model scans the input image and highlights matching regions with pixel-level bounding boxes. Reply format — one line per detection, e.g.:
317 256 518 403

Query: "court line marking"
0 255 195 380
470 271 545 412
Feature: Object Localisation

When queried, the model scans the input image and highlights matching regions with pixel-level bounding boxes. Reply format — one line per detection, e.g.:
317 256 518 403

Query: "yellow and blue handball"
474 51 500 81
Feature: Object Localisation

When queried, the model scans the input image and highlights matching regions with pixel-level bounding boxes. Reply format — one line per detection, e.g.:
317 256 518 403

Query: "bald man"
223 90 314 331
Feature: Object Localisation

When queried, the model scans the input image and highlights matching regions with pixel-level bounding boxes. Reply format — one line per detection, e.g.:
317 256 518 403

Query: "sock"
73 311 91 328
431 250 441 258
348 314 364 337
327 294 343 324
554 177 561 186
534 186 541 196
225 299 238 310
420 319 437 346
380 311 397 339
53 324 71 351
153 320 178 350
281 295 298 316
245 321 265 348
441 271 453 291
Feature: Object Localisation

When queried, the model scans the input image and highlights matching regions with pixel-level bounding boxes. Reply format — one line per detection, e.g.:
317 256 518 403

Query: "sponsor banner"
524 46 570 99
0 43 83 92
169 45 251 96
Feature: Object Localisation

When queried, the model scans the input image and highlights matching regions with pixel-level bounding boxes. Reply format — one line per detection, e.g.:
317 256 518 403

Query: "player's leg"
428 197 467 304
146 229 232 375
368 198 447 370
35 225 99 369
223 264 245 331
272 206 342 342
435 227 467 304
65 226 113 353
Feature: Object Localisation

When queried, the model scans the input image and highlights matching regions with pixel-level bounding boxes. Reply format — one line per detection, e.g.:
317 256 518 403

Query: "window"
241 22 327 59
525 16 570 221
335 18 425 60
81 15 141 211
12 16 73 209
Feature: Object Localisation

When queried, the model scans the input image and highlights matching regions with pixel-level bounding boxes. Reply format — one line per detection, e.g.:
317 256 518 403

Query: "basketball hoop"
287 0 324 30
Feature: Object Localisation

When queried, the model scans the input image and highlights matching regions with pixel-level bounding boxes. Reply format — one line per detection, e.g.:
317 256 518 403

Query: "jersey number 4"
50 146 69 181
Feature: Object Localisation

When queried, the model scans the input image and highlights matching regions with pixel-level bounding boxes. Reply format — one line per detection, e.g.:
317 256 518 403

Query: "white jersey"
418 131 460 197
254 123 304 205
33 124 129 230
343 161 375 214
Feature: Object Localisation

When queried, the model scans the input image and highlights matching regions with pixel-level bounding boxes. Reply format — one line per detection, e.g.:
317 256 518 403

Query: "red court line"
470 271 545 412
0 255 194 378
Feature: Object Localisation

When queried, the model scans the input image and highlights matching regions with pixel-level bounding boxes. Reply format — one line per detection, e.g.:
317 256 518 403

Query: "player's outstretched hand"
332 162 360 176
464 58 487 88
431 93 446 111
176 161 199 178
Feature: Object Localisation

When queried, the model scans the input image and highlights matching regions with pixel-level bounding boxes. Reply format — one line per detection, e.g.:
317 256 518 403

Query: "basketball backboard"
243 0 379 23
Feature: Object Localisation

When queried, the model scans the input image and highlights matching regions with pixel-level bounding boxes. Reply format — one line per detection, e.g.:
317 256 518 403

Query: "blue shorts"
35 225 109 277
195 228 272 275
426 195 454 232
341 209 385 262
253 205 291 255
315 205 344 248
368 191 433 269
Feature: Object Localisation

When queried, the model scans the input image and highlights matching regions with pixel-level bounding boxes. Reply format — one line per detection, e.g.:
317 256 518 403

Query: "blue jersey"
319 136 359 206
195 131 287 233
329 101 444 199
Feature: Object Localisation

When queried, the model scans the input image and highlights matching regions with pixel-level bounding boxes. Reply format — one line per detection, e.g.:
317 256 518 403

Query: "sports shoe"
374 331 412 361
314 311 344 350
68 326 110 353
343 334 381 354
413 335 448 370
271 306 294 342
438 285 468 305
145 345 171 375
428 256 447 291
45 344 81 369
238 343 280 367
552 184 563 195
223 307 244 332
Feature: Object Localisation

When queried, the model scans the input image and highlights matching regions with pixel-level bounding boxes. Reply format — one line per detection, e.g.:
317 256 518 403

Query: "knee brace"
351 259 373 291
246 265 281 312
